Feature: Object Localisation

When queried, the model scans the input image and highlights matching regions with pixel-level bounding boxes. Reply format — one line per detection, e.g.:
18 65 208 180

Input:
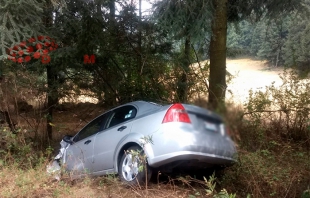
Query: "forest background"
0 0 310 197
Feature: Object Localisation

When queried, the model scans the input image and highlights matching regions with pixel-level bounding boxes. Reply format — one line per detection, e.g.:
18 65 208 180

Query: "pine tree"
283 8 310 72
153 0 213 102
0 0 44 60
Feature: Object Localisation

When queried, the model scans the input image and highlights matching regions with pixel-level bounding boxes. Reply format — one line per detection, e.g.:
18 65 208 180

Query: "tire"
118 146 152 186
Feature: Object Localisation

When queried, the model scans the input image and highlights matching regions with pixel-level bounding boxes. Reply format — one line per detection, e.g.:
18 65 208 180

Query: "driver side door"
63 112 110 175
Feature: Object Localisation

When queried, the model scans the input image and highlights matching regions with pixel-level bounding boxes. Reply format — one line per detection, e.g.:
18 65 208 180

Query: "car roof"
115 101 162 117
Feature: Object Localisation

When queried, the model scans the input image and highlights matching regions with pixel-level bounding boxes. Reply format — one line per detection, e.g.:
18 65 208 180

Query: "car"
51 101 237 185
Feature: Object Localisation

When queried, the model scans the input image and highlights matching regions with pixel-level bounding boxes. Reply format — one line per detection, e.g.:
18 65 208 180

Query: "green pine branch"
0 0 44 60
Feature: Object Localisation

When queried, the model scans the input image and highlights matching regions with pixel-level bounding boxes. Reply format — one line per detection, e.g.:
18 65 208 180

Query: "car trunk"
182 104 225 136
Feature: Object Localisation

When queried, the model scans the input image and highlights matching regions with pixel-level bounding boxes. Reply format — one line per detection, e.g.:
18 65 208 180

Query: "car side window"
74 113 109 142
108 105 137 128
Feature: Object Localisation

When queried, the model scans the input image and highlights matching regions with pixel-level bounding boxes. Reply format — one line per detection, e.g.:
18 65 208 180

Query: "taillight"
226 126 231 135
221 124 231 136
162 103 191 123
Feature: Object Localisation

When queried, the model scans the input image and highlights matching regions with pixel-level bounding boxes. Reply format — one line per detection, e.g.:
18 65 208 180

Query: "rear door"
64 113 110 174
92 105 137 172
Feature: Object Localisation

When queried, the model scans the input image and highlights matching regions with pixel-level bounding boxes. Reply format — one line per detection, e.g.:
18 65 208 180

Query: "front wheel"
118 146 152 186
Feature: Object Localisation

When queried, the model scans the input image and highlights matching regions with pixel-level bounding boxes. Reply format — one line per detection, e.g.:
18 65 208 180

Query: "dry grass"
221 98 310 198
222 146 310 198
0 164 212 198
226 57 286 104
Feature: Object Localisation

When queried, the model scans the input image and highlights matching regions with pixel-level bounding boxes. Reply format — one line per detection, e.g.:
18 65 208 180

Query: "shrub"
0 127 52 168
242 69 310 148
221 69 310 197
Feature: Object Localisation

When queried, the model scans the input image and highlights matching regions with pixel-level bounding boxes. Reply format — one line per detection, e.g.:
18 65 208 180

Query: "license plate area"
204 121 218 132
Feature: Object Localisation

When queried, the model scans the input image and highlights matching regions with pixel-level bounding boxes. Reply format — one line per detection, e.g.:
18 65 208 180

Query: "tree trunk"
109 0 115 18
43 0 57 141
176 36 190 103
46 65 58 141
138 0 142 74
208 0 228 110
136 0 143 100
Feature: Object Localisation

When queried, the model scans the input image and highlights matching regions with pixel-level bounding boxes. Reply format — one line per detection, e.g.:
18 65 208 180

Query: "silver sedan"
55 101 237 185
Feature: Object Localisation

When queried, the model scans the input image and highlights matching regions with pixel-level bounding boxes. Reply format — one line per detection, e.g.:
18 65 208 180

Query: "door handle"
117 126 127 131
84 140 91 145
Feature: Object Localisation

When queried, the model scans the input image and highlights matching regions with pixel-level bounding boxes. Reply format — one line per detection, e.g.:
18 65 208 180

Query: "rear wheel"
118 146 152 186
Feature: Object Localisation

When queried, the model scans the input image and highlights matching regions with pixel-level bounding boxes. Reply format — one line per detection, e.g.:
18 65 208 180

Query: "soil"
226 57 285 104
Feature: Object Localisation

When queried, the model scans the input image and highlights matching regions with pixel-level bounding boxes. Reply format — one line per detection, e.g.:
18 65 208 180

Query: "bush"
0 127 52 169
243 70 310 148
221 69 310 197
222 148 309 198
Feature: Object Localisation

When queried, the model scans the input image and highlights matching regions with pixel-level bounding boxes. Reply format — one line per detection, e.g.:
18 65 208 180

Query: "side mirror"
63 135 73 144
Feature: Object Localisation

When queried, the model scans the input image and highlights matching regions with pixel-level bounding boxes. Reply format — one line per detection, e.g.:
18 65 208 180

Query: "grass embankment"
0 166 190 197
0 159 229 197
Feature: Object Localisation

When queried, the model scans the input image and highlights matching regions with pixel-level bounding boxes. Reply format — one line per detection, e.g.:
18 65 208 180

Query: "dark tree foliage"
227 2 310 71
53 0 173 106
152 0 213 103
153 0 212 40
0 0 44 59
228 0 305 22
